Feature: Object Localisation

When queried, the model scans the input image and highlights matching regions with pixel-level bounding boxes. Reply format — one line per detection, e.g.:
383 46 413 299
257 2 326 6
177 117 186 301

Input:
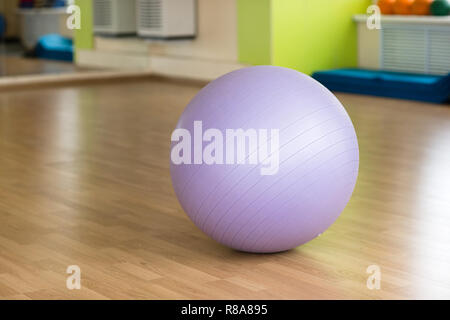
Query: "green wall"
272 0 371 74
237 0 272 65
238 0 371 74
74 0 94 50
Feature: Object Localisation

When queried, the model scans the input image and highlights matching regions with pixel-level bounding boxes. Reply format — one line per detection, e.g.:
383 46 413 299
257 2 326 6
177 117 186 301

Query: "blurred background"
0 0 449 88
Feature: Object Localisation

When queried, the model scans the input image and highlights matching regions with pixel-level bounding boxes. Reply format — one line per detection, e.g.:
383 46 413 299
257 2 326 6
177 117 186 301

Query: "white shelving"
353 14 450 25
353 14 450 75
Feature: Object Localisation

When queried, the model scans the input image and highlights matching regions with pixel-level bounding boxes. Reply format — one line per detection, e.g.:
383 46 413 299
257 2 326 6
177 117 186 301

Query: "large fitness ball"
170 66 359 253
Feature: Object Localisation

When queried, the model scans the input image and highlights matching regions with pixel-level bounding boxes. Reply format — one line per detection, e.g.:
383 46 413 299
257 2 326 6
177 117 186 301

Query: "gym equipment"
431 0 450 15
412 0 433 15
312 69 450 104
170 66 359 253
378 0 396 14
35 34 73 62
0 14 6 39
393 0 414 14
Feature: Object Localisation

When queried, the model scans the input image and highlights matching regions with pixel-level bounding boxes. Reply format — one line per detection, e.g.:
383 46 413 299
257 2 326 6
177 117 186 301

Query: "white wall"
147 0 238 61
357 22 381 69
76 0 245 80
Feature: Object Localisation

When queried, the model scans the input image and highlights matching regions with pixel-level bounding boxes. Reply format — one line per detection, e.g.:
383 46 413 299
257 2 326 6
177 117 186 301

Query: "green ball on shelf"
431 0 450 16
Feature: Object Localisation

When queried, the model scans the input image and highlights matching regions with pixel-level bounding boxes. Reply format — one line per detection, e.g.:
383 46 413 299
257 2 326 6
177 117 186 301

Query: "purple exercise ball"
170 66 359 253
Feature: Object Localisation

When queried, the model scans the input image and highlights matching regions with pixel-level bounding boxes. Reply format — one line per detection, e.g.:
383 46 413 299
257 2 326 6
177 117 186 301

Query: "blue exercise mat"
312 69 450 104
35 34 74 62
0 14 6 38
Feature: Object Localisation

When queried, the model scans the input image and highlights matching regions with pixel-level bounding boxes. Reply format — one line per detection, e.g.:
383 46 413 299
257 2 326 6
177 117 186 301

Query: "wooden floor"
0 56 86 77
0 78 450 300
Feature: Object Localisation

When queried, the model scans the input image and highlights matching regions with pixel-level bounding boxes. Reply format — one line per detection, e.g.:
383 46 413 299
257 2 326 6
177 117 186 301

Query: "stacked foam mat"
312 69 450 104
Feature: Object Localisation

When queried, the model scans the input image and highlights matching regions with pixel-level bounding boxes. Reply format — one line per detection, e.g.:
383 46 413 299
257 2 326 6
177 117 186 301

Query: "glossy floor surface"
0 79 449 299
0 56 84 77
